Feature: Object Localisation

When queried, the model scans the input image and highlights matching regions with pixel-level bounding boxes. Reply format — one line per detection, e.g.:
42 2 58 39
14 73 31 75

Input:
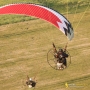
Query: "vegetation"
0 0 90 90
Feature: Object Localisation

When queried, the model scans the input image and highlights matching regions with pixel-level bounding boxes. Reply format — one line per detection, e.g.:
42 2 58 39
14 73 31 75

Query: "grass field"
0 0 90 90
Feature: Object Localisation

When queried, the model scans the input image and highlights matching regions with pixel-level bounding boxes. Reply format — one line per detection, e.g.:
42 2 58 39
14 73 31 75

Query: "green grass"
0 0 90 90
0 15 37 25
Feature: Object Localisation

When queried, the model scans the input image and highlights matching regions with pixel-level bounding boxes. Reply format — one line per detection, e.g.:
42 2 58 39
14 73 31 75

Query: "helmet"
59 49 63 52
29 78 32 81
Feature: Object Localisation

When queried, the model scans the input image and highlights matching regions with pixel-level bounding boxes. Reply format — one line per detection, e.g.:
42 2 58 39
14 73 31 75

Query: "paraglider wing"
0 3 74 40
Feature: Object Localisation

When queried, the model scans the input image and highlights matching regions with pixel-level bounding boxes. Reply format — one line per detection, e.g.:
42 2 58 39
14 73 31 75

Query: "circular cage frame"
47 48 71 70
